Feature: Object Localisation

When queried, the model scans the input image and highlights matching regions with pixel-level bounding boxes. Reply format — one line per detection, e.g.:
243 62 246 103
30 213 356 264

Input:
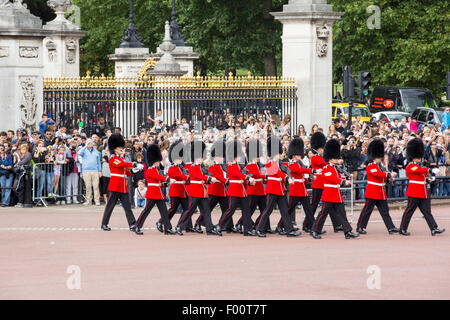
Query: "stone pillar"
272 0 344 131
0 1 50 132
43 0 85 78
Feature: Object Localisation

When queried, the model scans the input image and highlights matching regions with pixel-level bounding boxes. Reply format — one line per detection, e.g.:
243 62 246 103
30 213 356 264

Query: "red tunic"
405 163 429 199
168 165 188 198
321 164 345 203
187 164 209 198
145 167 168 200
365 163 388 200
288 161 313 197
207 164 227 197
265 161 287 196
226 163 248 197
108 155 134 193
310 154 327 189
245 163 266 196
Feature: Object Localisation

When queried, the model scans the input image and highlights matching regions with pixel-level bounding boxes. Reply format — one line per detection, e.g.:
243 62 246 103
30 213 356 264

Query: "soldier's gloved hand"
210 177 218 184
170 179 176 184
431 168 440 176
288 178 294 185
136 163 144 170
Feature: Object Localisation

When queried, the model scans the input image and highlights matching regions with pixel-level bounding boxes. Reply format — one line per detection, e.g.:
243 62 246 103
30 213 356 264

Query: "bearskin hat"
211 140 226 159
147 144 162 166
191 140 206 161
311 132 326 151
267 136 283 158
246 139 263 162
287 138 304 159
367 139 385 162
323 139 342 162
168 139 184 163
108 133 125 152
406 138 425 161
226 140 245 163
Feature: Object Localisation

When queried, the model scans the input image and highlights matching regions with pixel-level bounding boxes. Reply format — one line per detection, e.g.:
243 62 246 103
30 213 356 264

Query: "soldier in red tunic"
356 139 399 234
134 144 176 235
310 139 359 239
276 138 320 234
216 140 257 236
310 132 342 233
195 141 235 233
236 139 273 233
175 141 222 236
399 138 445 236
156 140 193 233
101 133 140 231
255 136 301 237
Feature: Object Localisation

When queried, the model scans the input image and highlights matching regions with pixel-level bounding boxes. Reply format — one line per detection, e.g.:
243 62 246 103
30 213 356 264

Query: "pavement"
0 200 449 300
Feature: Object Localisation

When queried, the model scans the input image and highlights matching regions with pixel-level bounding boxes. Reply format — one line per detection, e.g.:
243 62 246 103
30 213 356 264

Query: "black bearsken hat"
211 140 226 159
367 139 385 162
311 132 326 151
406 138 425 161
147 144 162 166
226 140 245 163
323 139 341 162
267 136 283 158
108 133 125 153
287 138 304 159
191 140 206 161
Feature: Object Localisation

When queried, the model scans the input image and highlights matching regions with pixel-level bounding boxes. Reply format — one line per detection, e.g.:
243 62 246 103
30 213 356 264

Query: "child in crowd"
134 180 147 208
53 145 68 204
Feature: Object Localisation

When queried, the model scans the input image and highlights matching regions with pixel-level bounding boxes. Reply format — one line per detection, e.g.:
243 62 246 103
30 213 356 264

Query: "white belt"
324 184 340 188
410 180 426 185
293 179 304 183
172 181 186 184
368 181 385 187
190 180 204 184
268 177 282 181
253 179 263 182
110 173 126 178
229 180 244 184
148 183 162 187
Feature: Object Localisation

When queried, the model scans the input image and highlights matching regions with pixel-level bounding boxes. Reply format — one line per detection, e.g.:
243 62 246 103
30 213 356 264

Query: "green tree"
330 0 450 99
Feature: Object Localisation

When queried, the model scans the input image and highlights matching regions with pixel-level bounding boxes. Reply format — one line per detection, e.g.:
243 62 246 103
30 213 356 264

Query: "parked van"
369 86 438 114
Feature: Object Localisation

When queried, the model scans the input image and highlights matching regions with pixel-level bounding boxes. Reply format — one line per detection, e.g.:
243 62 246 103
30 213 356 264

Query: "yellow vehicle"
332 101 372 123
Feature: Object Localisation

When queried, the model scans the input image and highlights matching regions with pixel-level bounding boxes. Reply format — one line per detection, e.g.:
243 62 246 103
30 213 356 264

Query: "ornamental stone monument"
271 0 344 131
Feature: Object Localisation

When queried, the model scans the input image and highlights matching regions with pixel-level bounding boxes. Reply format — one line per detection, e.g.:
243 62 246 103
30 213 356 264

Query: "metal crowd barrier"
32 162 86 207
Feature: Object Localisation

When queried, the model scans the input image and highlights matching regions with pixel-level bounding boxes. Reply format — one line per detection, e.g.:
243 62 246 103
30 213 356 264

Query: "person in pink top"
410 118 419 132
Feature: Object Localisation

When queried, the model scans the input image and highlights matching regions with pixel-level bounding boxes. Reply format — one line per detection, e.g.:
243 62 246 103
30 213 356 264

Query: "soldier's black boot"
175 226 183 236
134 227 143 235
101 224 111 231
334 225 344 233
388 227 399 234
156 221 163 233
431 228 445 236
399 229 410 236
310 231 322 239
357 227 367 234
344 231 360 239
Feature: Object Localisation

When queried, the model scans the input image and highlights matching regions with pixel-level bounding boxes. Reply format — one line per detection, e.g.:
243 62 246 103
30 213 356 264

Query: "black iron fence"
43 73 298 137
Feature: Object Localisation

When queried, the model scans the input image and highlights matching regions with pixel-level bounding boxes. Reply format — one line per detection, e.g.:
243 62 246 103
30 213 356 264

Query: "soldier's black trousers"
217 196 253 233
101 191 136 227
196 195 231 228
357 198 395 230
312 202 352 234
136 199 172 230
256 194 294 233
160 196 192 229
400 197 438 231
311 188 341 229
239 194 267 228
177 197 215 232
277 196 315 230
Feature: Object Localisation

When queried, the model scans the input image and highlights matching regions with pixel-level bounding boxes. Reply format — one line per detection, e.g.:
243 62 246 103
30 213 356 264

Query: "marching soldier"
356 139 399 234
310 139 359 239
134 144 176 235
236 139 273 233
310 132 342 233
175 140 222 236
399 138 445 236
276 138 319 234
216 140 257 236
195 140 234 233
101 133 141 231
156 140 192 233
255 136 301 237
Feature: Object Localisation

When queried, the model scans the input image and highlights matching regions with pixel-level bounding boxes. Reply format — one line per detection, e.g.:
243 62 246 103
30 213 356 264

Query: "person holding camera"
65 143 79 204
0 145 14 207
78 139 102 206
13 143 32 208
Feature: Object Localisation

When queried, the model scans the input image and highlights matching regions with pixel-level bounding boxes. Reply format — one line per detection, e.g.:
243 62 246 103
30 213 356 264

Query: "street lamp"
119 0 144 48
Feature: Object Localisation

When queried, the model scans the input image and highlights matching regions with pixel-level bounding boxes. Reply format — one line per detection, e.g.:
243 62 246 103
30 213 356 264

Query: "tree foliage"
330 0 450 98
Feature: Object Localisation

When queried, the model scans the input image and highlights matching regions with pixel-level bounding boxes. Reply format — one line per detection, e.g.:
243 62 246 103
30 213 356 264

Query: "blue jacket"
39 119 55 137
77 147 101 172
0 154 14 174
